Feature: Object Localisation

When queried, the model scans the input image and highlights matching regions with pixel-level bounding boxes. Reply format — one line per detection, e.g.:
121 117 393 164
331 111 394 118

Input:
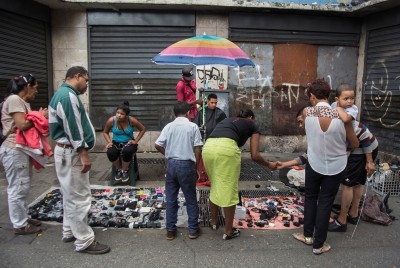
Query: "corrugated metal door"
229 12 361 46
0 9 50 110
88 12 195 130
362 9 400 156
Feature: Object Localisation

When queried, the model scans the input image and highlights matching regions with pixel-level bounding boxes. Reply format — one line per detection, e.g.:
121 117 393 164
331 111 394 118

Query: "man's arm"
176 82 184 102
155 144 165 156
365 152 376 177
78 147 91 173
345 121 359 148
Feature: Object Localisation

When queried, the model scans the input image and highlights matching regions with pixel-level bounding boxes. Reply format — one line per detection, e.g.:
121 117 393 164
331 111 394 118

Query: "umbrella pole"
202 66 208 142
202 81 208 142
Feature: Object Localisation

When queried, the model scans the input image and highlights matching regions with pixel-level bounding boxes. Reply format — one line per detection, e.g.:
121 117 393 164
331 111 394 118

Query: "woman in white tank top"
292 79 358 255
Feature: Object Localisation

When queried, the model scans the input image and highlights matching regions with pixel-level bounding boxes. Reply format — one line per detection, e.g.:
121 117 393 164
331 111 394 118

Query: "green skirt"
202 138 241 207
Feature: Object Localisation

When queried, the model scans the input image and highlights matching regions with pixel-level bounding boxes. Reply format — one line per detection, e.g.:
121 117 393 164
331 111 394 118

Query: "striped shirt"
48 82 96 150
351 120 378 154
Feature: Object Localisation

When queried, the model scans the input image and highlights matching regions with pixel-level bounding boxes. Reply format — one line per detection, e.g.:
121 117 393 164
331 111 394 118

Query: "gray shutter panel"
0 10 49 109
362 24 400 155
89 26 195 130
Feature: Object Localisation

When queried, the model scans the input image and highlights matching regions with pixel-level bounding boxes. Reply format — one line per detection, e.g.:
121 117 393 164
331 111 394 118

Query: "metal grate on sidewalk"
136 158 278 182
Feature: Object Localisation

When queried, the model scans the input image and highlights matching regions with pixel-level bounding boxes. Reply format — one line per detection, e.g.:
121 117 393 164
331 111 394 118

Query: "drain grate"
197 190 225 227
137 158 166 165
240 159 279 181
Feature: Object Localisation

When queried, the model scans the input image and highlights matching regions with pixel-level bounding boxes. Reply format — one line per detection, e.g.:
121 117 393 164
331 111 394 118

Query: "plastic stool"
110 154 139 186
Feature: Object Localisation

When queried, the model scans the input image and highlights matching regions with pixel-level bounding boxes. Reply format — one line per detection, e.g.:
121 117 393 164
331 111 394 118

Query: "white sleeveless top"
305 102 347 175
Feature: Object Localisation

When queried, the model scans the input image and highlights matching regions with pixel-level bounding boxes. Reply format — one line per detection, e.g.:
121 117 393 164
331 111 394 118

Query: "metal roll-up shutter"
0 10 50 109
362 24 400 155
229 12 361 46
89 25 195 130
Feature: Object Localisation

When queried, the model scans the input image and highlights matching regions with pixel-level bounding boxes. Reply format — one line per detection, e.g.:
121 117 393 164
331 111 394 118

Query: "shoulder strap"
187 82 196 94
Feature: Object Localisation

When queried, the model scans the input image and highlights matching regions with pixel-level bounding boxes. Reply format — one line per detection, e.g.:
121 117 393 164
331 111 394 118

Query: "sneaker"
347 214 359 225
222 229 240 240
166 230 177 240
27 218 42 227
62 236 76 243
115 170 122 181
14 224 42 235
79 241 110 255
313 242 331 255
328 219 347 232
121 170 129 182
188 228 202 239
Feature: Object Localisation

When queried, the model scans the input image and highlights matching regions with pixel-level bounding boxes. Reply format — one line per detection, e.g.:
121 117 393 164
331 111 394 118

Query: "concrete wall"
50 10 358 155
51 10 89 108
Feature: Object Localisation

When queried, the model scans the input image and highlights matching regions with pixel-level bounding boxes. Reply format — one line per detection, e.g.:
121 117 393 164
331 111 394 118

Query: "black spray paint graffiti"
197 67 226 88
364 61 400 128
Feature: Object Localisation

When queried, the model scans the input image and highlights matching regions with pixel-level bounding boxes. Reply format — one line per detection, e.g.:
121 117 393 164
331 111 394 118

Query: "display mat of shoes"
232 196 304 230
29 186 302 230
197 188 301 230
28 186 176 229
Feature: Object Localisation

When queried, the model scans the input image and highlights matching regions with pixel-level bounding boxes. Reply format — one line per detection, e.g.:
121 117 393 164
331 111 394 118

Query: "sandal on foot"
292 232 313 245
313 242 331 255
222 229 240 240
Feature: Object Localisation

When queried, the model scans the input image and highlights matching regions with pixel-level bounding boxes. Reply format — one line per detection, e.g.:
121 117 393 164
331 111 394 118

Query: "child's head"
335 84 355 109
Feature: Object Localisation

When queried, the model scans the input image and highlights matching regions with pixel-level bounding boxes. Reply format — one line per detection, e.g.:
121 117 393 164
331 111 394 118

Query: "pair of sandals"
292 233 331 255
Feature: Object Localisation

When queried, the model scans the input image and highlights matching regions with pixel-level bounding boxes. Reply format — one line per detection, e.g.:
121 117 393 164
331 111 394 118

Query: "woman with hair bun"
103 101 146 183
202 109 277 240
292 78 359 255
0 74 48 235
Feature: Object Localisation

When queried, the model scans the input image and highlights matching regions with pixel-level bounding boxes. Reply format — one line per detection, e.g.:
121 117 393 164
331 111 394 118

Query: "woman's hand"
129 139 137 145
268 161 278 170
39 107 48 119
105 142 113 149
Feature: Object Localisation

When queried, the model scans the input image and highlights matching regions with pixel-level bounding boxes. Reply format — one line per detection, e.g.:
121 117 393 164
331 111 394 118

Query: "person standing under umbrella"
176 66 202 121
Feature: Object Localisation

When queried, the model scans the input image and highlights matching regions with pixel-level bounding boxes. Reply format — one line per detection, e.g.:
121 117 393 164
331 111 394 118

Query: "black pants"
303 164 345 249
106 142 137 162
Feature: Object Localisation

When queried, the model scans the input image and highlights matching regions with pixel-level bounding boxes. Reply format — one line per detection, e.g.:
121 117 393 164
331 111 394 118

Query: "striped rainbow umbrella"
152 35 255 67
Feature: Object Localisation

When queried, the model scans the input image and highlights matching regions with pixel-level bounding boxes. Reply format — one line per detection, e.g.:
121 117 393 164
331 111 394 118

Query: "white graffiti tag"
364 61 400 128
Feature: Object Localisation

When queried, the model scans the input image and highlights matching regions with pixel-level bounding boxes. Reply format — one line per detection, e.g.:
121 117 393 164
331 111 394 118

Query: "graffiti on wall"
364 60 400 128
234 65 274 109
196 66 227 90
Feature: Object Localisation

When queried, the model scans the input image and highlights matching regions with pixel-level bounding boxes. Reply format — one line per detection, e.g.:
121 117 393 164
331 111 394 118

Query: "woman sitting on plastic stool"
103 101 146 183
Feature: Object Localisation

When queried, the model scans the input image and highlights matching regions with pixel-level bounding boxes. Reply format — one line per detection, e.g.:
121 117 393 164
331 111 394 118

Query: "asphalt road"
0 152 399 268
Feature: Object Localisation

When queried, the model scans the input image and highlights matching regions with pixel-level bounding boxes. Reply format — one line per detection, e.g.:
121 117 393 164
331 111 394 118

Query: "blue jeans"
165 159 199 233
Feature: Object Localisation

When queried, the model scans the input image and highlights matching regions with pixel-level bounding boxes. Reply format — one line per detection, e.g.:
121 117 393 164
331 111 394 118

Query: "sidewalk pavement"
0 152 399 268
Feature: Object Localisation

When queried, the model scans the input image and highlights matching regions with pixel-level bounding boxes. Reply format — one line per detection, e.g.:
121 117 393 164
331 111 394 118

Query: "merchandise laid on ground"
233 196 304 230
28 186 168 229
28 185 304 231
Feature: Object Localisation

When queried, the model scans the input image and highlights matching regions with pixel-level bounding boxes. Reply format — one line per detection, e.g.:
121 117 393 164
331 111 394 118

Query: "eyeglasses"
76 74 89 83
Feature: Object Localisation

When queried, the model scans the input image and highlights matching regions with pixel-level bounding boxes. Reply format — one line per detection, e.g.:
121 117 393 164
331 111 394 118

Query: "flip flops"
292 232 313 245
